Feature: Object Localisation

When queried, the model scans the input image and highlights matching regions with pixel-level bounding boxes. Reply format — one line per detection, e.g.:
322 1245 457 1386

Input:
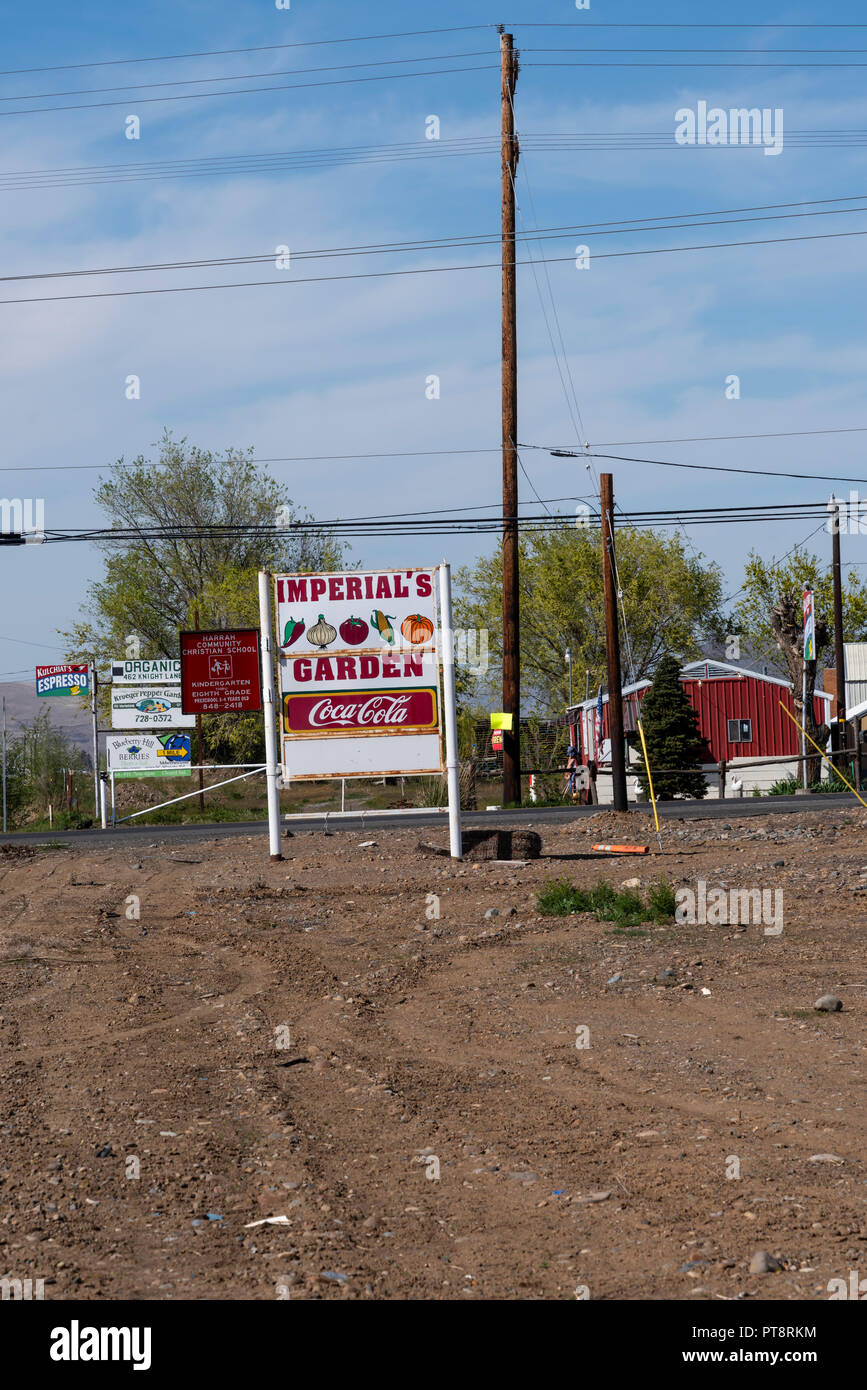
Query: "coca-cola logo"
310 694 412 727
285 686 436 735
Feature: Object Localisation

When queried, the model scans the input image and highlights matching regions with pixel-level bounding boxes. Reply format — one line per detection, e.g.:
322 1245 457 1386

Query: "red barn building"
567 660 832 798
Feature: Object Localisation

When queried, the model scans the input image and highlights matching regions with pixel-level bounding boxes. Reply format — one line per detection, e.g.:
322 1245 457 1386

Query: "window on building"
727 718 753 744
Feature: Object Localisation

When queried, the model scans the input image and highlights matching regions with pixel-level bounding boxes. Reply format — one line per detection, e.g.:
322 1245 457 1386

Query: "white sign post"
258 571 284 863
438 562 463 860
802 585 814 790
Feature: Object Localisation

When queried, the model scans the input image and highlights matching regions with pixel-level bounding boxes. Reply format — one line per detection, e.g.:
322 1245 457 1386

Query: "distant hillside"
0 680 94 765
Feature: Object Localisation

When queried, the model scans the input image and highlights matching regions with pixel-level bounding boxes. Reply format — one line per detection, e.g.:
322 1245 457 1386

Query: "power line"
28 509 842 544
544 445 867 486
0 447 500 475
0 26 498 76
5 428 867 476
723 522 831 605
6 223 867 307
591 426 867 446
12 141 867 197
528 47 867 53
526 58 867 68
0 50 495 103
505 22 867 28
512 126 588 444
6 190 867 279
0 138 501 192
0 633 68 649
0 62 497 119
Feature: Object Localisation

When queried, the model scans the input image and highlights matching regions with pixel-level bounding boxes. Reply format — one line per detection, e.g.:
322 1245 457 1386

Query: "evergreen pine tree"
635 654 708 800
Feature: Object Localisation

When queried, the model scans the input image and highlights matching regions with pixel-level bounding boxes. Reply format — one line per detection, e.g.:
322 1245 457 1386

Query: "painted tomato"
339 616 369 646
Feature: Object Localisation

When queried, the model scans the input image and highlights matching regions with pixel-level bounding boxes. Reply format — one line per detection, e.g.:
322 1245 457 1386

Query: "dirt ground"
0 807 864 1301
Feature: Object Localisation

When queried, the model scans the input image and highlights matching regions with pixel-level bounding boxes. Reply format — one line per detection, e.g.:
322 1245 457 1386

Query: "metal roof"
565 660 832 716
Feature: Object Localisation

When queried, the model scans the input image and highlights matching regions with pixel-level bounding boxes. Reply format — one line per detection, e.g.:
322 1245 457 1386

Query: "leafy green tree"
5 708 89 826
455 523 723 713
732 547 867 774
634 654 708 800
61 432 348 763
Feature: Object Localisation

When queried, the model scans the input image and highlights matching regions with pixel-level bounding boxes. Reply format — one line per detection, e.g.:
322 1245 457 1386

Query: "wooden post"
600 474 628 811
718 759 727 800
500 29 521 807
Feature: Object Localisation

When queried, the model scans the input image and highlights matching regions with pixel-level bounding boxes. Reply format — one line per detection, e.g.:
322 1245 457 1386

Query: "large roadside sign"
110 659 181 684
106 732 192 777
110 684 196 729
274 568 443 780
35 664 89 698
180 629 262 714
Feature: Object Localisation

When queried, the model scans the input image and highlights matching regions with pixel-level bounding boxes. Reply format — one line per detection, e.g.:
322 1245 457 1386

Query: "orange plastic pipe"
591 843 649 855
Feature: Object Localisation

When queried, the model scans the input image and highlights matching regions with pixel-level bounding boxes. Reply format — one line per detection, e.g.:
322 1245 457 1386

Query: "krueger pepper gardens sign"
274 568 443 780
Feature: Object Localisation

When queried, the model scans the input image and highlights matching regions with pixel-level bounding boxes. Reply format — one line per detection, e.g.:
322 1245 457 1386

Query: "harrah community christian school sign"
275 568 443 779
36 664 89 697
180 629 262 714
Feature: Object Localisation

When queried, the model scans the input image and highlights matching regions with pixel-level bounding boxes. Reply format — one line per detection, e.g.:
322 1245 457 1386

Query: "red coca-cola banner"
283 687 437 735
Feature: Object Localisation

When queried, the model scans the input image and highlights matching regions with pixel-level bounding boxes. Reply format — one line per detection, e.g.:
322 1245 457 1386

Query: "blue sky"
3 0 867 677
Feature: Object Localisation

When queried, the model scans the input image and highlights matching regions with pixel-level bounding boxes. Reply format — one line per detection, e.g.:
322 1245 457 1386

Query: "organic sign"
274 568 443 780
35 664 89 698
111 684 196 730
110 659 182 684
107 732 192 776
180 630 262 714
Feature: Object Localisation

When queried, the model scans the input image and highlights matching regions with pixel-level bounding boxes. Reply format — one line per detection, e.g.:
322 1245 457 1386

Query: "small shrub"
537 876 677 927
769 774 849 796
768 776 801 796
646 877 677 923
537 878 591 916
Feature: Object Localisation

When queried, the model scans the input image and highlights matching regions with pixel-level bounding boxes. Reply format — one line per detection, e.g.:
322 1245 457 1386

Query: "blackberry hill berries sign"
274 568 443 780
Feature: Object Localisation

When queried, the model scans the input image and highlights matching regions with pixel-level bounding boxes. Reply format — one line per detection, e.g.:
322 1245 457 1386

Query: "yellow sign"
490 712 514 731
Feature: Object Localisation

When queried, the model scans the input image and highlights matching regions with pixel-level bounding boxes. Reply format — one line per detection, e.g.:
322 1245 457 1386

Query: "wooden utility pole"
500 29 521 805
832 498 847 770
600 474 628 811
194 606 205 811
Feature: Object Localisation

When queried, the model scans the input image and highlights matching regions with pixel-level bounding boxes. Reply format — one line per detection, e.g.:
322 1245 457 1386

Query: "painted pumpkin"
306 614 337 649
401 613 435 646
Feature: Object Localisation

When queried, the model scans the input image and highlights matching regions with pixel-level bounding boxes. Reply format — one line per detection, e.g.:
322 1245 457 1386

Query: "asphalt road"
0 791 858 849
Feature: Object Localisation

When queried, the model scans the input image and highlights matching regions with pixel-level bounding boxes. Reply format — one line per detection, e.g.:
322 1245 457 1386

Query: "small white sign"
111 659 182 684
107 732 192 771
111 685 195 729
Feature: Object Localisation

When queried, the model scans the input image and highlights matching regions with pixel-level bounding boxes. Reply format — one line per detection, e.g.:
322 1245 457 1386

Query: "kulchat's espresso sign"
274 568 443 780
